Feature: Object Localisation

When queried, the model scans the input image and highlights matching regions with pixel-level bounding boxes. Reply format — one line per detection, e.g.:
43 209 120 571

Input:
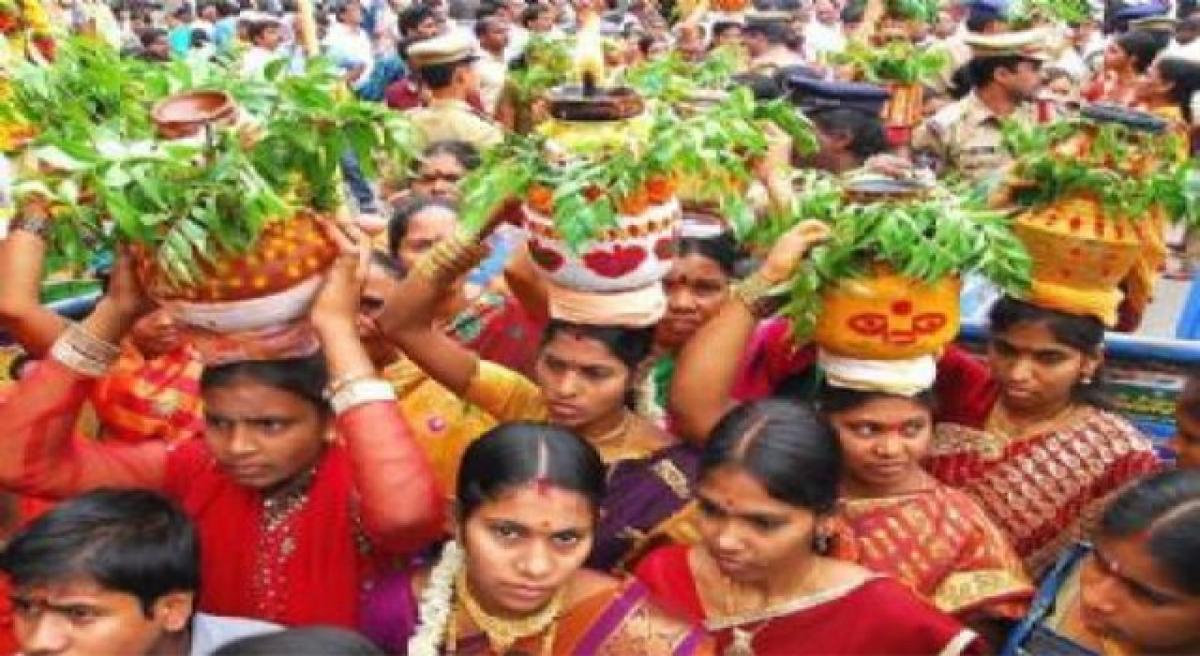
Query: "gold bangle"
411 231 488 287
50 322 120 377
731 272 784 319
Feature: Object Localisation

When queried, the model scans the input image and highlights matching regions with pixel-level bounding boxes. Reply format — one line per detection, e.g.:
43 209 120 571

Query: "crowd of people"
2 0 1200 654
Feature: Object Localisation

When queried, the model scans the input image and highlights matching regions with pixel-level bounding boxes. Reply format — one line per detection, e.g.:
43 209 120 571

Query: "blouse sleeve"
462 360 548 423
339 400 443 556
0 359 167 498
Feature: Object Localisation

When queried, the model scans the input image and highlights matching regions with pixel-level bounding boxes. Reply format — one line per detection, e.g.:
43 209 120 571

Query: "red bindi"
891 300 913 316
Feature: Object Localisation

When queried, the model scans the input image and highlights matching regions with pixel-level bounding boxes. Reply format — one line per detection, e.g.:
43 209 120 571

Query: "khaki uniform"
405 98 504 152
911 93 1033 184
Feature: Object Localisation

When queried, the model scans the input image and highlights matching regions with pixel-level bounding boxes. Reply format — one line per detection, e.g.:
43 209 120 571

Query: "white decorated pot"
523 198 682 293
155 274 325 333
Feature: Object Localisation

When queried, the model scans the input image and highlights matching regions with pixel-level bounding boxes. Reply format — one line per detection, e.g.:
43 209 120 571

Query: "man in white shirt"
1 490 280 656
804 0 845 61
474 16 509 116
323 1 376 92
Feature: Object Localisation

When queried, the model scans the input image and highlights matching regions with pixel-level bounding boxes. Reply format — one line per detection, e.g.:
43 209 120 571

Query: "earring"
812 528 832 554
1081 374 1093 385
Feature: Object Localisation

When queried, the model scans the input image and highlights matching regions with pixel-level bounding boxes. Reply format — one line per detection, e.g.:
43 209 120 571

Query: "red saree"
831 483 1033 621
0 360 443 628
89 342 205 444
636 544 984 655
448 290 545 376
928 408 1161 576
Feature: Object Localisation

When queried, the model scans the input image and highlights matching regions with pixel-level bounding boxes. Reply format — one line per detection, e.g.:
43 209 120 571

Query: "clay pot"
134 211 338 333
523 196 681 294
546 86 644 121
1013 193 1145 327
814 263 961 361
151 90 237 140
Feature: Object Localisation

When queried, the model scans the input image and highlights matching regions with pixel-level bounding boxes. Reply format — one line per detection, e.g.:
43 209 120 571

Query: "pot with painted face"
814 262 961 361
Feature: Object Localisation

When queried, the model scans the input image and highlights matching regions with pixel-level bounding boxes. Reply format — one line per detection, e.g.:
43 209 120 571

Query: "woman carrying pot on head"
667 225 1034 644
386 195 543 376
1001 469 1200 656
0 222 443 628
375 219 829 572
0 199 204 445
930 297 1161 576
636 399 987 655
361 422 714 655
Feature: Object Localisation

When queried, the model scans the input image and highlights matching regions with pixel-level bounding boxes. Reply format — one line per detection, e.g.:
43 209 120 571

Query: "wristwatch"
9 214 52 240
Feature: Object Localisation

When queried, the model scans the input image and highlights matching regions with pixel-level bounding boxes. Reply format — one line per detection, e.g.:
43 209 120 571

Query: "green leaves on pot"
15 48 419 286
508 35 576 105
1005 0 1091 27
621 47 742 103
834 40 949 85
749 174 1032 336
886 0 940 22
1001 116 1198 227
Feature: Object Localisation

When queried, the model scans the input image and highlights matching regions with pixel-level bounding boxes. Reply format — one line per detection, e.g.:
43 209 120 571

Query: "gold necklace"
586 411 635 458
714 556 828 656
986 401 1079 441
454 569 565 655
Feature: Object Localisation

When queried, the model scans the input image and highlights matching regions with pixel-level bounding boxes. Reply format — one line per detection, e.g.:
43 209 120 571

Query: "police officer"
912 28 1049 184
405 31 504 152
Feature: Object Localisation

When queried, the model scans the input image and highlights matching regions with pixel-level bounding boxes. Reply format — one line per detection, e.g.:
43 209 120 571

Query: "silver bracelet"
50 322 120 377
329 378 396 415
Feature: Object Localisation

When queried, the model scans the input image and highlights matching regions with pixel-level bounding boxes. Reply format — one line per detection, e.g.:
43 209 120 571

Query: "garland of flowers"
407 540 464 656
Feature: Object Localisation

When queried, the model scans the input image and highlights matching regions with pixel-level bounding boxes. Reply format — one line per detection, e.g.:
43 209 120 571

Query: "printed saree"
636 544 985 656
360 568 712 655
463 362 701 572
928 408 1161 576
831 483 1033 621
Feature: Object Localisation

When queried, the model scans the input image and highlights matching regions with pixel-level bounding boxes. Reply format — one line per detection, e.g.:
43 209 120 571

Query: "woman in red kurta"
0 232 442 628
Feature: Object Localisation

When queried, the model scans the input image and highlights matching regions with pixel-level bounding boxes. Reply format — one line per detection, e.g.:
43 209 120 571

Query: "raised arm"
670 221 829 444
0 255 167 498
0 202 69 357
312 222 443 554
377 228 491 396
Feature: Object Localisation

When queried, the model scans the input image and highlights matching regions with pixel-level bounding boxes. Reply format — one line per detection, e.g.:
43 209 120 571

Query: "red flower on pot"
583 244 647 278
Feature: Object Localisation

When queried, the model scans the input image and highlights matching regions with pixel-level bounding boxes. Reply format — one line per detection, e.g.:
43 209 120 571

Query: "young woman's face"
828 396 932 493
657 253 731 349
1137 61 1173 103
988 320 1099 414
535 331 633 431
461 484 594 616
695 465 820 586
1079 534 1200 654
202 378 327 490
1105 42 1131 71
393 205 458 272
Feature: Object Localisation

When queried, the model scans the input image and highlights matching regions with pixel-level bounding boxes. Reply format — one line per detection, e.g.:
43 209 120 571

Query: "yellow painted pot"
814 264 961 360
1014 193 1144 327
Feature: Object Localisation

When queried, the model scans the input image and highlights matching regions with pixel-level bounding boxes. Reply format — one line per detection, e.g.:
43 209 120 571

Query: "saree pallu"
636 544 985 655
89 343 205 444
359 568 712 655
589 444 701 572
448 290 545 377
927 408 1161 576
832 484 1033 621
